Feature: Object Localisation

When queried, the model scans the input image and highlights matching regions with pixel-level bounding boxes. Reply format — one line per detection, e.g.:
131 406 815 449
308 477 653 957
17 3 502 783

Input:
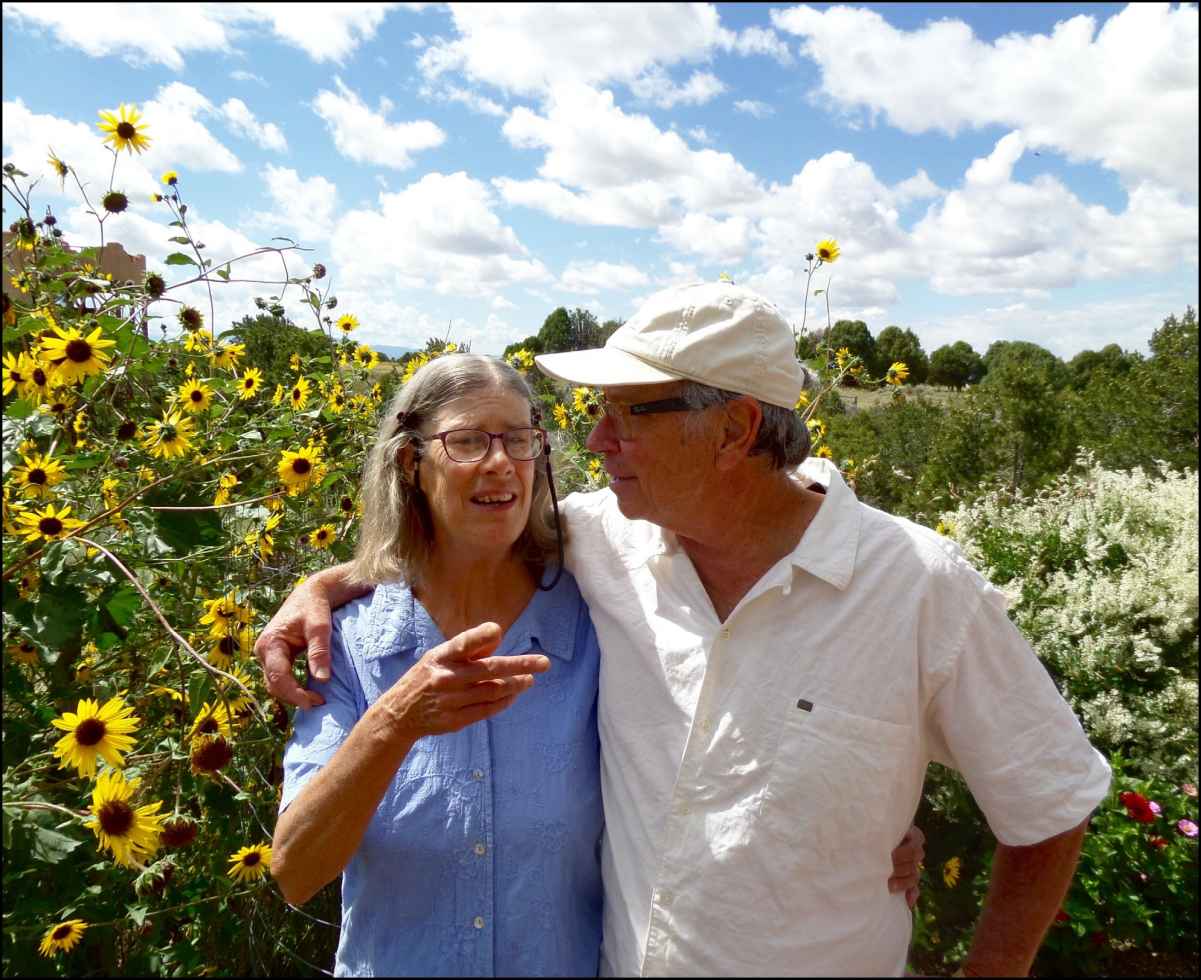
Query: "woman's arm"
272 621 551 906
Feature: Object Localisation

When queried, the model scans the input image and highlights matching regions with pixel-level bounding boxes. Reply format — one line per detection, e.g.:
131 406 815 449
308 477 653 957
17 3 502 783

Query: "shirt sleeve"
279 614 365 813
925 581 1112 846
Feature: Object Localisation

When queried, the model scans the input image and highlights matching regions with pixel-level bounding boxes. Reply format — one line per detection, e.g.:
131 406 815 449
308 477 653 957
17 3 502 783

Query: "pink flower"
1182 783 1198 798
1177 819 1198 838
1149 800 1162 816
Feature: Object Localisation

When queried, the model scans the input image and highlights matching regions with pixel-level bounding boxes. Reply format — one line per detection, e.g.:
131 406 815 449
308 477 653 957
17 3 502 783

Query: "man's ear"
714 396 761 472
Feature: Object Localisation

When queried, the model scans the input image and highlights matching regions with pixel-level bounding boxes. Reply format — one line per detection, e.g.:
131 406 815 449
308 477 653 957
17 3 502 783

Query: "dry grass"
839 383 965 413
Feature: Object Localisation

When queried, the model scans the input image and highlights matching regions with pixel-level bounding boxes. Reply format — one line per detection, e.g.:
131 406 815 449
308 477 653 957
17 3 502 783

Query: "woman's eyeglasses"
430 427 548 463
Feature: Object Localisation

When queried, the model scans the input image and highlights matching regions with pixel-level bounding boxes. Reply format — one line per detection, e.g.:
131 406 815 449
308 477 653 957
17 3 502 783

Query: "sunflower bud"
102 191 129 214
159 814 199 849
135 856 177 897
326 296 338 310
144 272 166 299
312 263 327 279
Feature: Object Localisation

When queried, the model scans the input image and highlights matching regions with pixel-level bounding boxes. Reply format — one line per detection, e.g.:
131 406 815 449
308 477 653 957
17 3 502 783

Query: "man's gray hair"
350 354 559 587
678 378 812 469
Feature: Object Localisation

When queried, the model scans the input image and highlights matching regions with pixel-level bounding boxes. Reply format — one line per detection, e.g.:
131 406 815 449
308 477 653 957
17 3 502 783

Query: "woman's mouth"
471 492 517 509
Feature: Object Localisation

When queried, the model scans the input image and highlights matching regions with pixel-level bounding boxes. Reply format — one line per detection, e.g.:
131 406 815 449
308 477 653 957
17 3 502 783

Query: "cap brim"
535 347 682 388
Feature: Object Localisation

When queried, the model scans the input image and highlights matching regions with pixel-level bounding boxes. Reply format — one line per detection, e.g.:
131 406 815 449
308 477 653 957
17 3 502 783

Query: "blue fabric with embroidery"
280 572 603 977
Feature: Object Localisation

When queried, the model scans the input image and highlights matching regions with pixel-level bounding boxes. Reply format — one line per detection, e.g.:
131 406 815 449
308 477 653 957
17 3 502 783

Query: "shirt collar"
784 457 861 591
361 577 577 663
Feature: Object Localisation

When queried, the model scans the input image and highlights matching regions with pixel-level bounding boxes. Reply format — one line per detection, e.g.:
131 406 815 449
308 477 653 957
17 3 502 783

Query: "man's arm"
254 562 368 708
960 817 1089 977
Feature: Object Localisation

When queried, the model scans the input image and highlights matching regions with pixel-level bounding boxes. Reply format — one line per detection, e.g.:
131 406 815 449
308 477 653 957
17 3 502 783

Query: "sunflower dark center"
316 530 329 541
39 517 64 536
32 367 48 385
191 736 233 772
28 468 47 485
190 390 203 402
53 925 73 940
340 497 353 511
116 122 136 139
242 851 262 867
20 641 35 653
8 370 23 382
74 717 107 746
291 458 312 476
97 800 134 836
197 716 219 735
291 388 301 401
243 378 254 388
218 636 238 655
161 426 178 443
65 339 93 363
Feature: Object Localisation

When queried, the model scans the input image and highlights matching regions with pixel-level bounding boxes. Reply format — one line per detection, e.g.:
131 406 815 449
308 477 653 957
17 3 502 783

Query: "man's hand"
255 566 363 709
378 622 552 738
888 824 926 909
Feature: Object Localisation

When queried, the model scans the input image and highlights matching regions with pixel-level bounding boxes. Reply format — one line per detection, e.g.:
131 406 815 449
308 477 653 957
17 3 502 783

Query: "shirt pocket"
760 701 911 857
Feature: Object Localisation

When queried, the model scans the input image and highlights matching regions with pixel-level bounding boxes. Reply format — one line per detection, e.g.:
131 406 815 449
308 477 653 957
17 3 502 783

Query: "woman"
272 354 603 976
271 353 924 977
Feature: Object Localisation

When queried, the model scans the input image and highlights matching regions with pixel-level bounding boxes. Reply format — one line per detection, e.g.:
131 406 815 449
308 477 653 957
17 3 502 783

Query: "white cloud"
733 99 774 119
221 98 288 152
688 126 713 146
230 69 266 84
491 294 516 310
419 83 507 117
494 83 763 227
312 77 445 168
559 261 650 295
718 24 794 64
892 169 944 207
629 68 726 109
2 2 402 70
419 4 727 97
249 164 337 243
772 2 1199 196
657 213 752 264
329 171 550 299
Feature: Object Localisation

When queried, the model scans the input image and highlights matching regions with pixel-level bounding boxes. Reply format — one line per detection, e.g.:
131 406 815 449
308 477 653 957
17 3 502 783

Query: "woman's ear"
397 442 419 486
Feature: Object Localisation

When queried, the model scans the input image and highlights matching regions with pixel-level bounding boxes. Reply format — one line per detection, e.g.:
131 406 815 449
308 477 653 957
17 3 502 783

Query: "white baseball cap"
535 280 808 408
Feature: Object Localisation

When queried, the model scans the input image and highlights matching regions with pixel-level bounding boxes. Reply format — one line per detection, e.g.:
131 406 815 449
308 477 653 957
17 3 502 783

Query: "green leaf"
63 452 107 471
127 905 149 928
30 824 82 864
188 666 212 712
32 584 87 651
167 236 191 245
165 252 197 266
104 586 142 628
4 397 35 419
169 220 184 228
143 481 224 554
216 266 230 281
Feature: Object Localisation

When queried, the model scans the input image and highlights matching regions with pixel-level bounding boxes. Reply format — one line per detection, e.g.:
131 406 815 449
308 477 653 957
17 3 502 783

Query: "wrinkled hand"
382 622 551 738
888 824 926 909
254 575 336 709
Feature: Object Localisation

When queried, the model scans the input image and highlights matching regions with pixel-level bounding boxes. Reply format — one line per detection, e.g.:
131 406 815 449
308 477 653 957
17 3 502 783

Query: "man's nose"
586 412 619 453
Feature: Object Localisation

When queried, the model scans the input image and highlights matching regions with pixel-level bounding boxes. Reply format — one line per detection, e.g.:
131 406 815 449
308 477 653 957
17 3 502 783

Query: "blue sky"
3 2 1197 359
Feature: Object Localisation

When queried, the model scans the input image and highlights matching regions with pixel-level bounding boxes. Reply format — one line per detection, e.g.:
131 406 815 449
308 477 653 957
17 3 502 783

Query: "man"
257 281 1110 976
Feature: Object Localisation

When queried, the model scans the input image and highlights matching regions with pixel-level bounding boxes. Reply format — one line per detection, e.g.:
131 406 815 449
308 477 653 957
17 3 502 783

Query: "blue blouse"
280 572 603 977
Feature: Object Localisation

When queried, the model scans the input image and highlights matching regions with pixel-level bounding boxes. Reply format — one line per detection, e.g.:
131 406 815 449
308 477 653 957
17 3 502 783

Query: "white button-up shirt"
563 458 1111 977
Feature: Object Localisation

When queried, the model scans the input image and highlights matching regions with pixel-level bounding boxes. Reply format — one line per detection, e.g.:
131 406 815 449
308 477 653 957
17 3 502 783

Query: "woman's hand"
376 622 551 740
888 824 926 909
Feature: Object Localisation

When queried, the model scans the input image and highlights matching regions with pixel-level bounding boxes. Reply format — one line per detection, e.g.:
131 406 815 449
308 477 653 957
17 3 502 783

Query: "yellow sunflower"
177 379 214 413
3 350 29 396
87 769 165 868
198 592 253 636
12 451 67 499
190 733 234 774
209 626 254 668
943 856 962 888
15 502 84 544
353 344 379 371
814 445 834 459
336 314 359 334
47 149 71 191
161 170 179 186
217 663 257 715
309 524 336 549
188 701 233 742
38 323 117 385
288 376 310 410
237 367 263 400
886 361 910 386
38 919 88 958
815 238 840 264
278 445 326 495
7 635 40 665
227 843 272 883
210 342 245 371
97 103 152 155
140 410 195 460
20 359 56 403
553 403 570 429
51 695 140 778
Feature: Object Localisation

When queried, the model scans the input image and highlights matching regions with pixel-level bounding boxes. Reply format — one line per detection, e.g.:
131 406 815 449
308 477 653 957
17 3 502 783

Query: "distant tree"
929 341 985 390
875 325 929 383
537 307 573 353
982 340 1069 391
1067 343 1139 391
567 308 603 349
502 334 544 361
600 318 624 344
825 319 876 374
226 313 330 381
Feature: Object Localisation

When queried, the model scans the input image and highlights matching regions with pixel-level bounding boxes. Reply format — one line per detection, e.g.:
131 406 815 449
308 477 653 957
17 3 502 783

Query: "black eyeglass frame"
427 427 549 463
597 395 697 418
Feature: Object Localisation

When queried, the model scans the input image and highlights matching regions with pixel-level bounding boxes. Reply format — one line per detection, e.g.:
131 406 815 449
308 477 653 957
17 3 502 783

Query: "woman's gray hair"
350 354 560 586
679 380 811 469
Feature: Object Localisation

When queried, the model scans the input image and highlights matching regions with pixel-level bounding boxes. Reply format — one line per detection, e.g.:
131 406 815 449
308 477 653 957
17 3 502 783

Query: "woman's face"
416 387 538 559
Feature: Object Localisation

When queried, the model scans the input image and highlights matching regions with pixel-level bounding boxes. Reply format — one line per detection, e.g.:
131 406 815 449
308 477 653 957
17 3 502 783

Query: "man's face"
584 382 712 529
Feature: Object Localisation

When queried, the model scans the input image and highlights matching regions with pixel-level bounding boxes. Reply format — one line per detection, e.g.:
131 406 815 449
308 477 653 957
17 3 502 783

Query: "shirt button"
719 627 731 640
658 889 673 906
471 769 484 781
698 718 712 734
474 842 486 856
473 916 485 930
